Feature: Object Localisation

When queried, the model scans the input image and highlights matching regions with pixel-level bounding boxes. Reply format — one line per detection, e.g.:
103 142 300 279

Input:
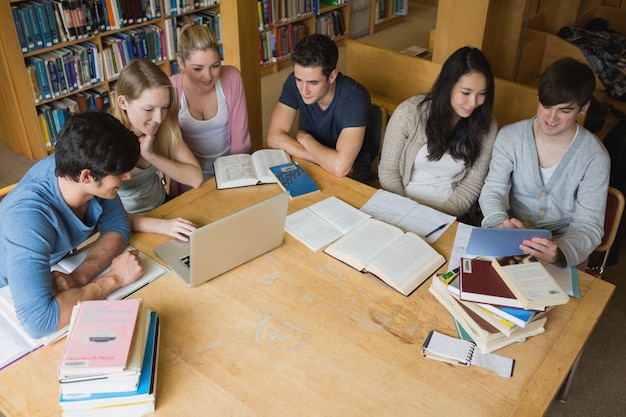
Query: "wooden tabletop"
0 159 615 417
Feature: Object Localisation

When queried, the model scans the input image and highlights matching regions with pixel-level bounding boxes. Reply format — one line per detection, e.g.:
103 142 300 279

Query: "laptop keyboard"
180 255 191 268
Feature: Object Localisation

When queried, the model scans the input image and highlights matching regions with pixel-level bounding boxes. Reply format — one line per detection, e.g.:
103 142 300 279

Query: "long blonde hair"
177 18 220 62
109 59 183 158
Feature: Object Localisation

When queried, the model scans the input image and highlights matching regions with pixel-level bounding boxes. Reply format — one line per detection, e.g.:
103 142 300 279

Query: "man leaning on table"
479 58 610 268
266 34 376 183
0 111 144 339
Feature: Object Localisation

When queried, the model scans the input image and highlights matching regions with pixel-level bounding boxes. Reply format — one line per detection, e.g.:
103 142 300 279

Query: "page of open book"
325 219 404 271
366 233 444 294
251 149 291 183
360 189 455 242
214 154 258 186
285 209 344 251
309 196 371 235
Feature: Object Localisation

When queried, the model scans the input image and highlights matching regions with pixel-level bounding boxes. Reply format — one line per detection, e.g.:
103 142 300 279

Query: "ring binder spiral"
421 330 515 377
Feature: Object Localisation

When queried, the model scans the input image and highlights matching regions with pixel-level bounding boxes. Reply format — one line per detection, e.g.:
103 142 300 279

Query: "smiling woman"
108 59 203 241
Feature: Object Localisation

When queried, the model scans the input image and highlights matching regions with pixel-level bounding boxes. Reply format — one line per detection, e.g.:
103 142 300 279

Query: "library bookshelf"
0 0 263 159
370 0 407 34
258 0 351 76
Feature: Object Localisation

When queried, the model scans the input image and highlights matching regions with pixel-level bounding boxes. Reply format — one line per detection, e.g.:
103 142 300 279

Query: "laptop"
154 192 289 287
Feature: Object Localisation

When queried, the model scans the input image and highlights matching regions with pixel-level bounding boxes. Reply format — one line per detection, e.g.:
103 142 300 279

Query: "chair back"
0 184 16 203
597 186 625 252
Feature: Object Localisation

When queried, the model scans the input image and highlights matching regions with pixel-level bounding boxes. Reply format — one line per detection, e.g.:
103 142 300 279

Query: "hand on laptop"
156 217 197 241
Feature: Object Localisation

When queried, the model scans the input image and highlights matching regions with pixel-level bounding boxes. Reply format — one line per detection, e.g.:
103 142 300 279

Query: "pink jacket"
170 65 252 155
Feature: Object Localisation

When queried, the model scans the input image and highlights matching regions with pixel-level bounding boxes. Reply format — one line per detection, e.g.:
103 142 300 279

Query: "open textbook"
214 149 291 189
324 218 445 296
0 247 168 370
360 189 455 242
285 196 371 251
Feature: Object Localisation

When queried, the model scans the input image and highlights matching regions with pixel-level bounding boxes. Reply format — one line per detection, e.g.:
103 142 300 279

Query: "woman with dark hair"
378 46 497 217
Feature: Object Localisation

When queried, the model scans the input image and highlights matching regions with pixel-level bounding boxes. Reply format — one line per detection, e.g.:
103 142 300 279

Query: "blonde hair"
109 59 183 159
177 18 220 62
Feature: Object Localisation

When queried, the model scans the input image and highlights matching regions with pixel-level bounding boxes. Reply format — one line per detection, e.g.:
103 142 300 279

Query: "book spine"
41 1 60 44
11 6 29 53
28 57 52 100
31 1 53 48
27 64 43 103
24 5 44 50
54 56 69 94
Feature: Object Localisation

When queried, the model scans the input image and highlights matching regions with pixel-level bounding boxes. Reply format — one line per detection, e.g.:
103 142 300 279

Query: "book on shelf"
285 195 371 251
360 189 455 243
27 0 53 48
58 299 143 378
59 311 159 416
269 161 320 200
11 5 30 53
491 254 570 310
422 330 515 377
213 149 291 189
324 218 446 296
429 275 547 353
0 246 168 371
465 227 552 257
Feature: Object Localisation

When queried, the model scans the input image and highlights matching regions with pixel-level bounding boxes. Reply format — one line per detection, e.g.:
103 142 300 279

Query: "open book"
285 196 371 251
324 219 445 296
0 247 168 370
360 189 455 243
214 149 291 189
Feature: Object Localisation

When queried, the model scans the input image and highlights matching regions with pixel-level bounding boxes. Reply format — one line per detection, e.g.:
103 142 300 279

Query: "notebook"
154 192 289 287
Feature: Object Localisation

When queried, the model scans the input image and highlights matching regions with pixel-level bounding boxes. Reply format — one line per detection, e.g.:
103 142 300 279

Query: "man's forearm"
72 232 126 285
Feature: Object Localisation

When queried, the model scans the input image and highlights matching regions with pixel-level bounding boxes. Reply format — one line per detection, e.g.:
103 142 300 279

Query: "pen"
425 223 448 238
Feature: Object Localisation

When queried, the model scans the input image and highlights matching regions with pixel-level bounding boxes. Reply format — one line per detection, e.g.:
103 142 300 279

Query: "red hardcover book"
458 257 544 310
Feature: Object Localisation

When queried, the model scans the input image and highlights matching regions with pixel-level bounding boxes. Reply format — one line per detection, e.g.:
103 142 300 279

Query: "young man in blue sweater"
479 58 610 268
0 111 143 339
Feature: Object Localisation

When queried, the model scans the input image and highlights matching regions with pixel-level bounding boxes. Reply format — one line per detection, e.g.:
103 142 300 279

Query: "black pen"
425 223 448 238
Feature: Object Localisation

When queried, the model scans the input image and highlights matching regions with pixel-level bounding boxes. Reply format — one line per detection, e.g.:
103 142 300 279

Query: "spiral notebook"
421 330 515 377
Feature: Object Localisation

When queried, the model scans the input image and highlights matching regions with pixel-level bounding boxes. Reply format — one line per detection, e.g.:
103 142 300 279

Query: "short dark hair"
55 111 140 182
538 57 595 108
290 34 338 78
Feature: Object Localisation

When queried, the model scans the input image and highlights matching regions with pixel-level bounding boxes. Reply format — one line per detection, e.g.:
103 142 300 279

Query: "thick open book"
214 149 291 189
324 219 445 296
0 247 168 370
491 254 570 309
285 196 371 251
422 330 515 377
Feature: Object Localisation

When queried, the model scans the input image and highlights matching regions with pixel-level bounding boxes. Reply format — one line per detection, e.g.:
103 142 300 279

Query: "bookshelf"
0 0 263 158
258 0 351 76
370 0 407 34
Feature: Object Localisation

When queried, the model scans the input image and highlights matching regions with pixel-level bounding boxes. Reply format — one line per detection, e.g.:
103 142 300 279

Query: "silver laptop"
154 192 289 287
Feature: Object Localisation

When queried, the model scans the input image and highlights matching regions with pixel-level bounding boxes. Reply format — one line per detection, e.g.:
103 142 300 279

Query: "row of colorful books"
11 0 163 54
316 10 345 40
163 0 219 17
163 10 221 61
101 24 167 78
37 88 110 148
257 0 316 31
258 23 305 66
373 0 408 24
26 42 102 103
57 299 160 417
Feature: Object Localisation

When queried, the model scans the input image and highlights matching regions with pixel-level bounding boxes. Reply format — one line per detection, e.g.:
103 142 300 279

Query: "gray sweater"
479 118 610 266
378 94 497 217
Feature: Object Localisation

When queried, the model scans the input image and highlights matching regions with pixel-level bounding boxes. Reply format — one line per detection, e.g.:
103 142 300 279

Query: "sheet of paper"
448 222 475 272
545 264 579 298
309 196 370 235
360 189 455 242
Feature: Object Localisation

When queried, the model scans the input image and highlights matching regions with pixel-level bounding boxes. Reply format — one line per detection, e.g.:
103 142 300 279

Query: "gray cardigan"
378 94 497 217
479 118 610 266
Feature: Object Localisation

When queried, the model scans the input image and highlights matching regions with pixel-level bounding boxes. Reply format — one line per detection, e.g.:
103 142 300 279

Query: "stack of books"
57 299 160 417
429 254 570 353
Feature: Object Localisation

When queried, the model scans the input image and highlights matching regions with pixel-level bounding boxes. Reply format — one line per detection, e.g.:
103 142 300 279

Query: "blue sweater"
479 118 610 266
0 156 130 338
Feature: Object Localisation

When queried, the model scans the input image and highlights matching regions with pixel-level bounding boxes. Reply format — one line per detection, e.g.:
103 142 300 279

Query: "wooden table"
0 160 615 417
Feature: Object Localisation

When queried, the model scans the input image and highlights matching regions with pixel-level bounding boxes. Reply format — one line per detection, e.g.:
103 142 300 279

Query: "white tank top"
178 78 230 177
405 145 465 210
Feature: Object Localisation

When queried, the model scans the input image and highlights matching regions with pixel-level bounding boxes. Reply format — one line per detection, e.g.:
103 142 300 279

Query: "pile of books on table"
429 254 570 353
57 299 160 417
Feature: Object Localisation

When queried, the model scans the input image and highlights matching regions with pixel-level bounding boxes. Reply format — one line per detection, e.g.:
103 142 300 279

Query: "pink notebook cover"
59 299 141 376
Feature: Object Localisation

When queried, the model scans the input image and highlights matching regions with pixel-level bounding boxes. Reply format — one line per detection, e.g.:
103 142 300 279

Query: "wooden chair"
586 186 625 278
557 186 624 402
